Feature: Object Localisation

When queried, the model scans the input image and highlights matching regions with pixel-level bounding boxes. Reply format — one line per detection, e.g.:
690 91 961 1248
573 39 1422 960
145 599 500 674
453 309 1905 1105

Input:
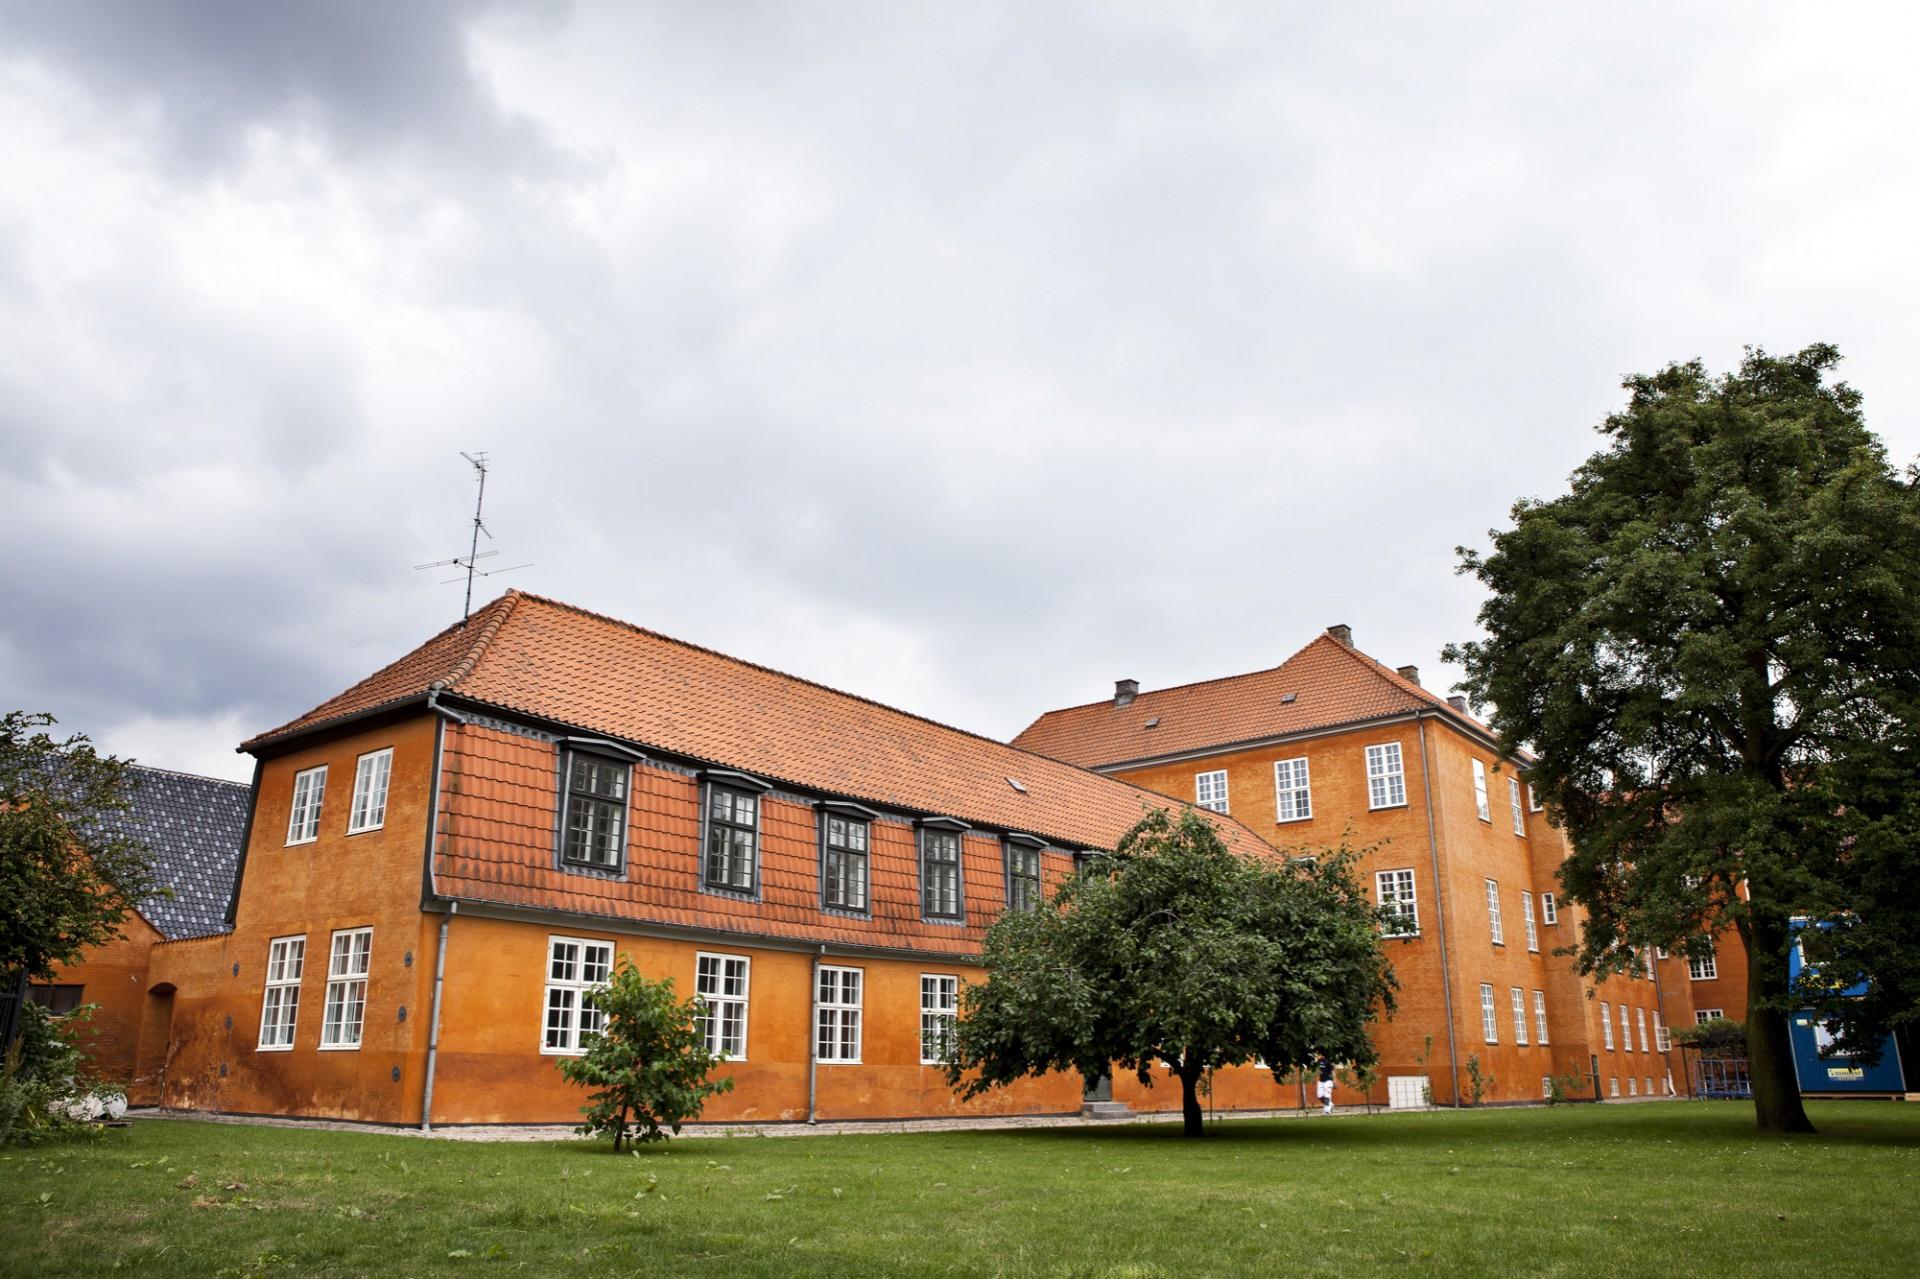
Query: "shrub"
556 959 734 1151
1 1001 107 1147
1464 1054 1495 1106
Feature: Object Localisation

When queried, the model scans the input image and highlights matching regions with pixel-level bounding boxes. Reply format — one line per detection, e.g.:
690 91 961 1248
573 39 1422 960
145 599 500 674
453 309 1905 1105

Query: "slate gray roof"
116 764 250 940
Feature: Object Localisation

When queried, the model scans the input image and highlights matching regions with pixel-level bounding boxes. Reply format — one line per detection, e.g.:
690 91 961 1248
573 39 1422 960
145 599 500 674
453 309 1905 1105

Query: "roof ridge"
442 589 523 691
1017 634 1336 723
127 761 251 790
508 591 1153 779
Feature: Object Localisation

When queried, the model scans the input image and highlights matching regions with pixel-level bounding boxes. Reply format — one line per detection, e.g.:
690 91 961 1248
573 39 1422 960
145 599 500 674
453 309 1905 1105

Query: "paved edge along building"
1012 624 1700 1107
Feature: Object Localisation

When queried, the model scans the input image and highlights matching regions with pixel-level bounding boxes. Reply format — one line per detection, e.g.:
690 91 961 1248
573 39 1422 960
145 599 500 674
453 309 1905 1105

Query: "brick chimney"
1447 695 1468 713
1396 665 1420 686
1114 678 1139 707
1326 623 1353 646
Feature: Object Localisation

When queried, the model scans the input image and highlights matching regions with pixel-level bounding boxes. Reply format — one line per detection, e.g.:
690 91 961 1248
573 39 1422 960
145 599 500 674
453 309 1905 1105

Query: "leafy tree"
556 958 734 1150
1 712 159 986
944 808 1396 1137
1445 345 1920 1133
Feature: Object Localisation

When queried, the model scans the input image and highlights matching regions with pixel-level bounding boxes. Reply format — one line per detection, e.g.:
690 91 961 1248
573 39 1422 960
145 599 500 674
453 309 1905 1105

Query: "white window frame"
1654 1012 1670 1052
1533 990 1549 1045
1635 1007 1649 1053
1522 892 1538 952
1619 1004 1633 1054
257 935 306 1051
1696 1008 1724 1024
920 974 959 1065
542 935 614 1056
816 965 863 1064
1609 1076 1620 1098
286 765 327 845
1510 987 1529 1045
1542 1075 1553 1100
1471 759 1491 822
1527 782 1543 813
347 748 393 835
1540 892 1558 925
1508 777 1526 835
1485 879 1504 945
1376 868 1419 938
1628 1076 1638 1096
1689 948 1718 981
695 951 751 1061
1479 983 1498 1043
319 927 372 1050
1366 743 1407 810
1272 757 1312 823
1601 1002 1615 1050
1194 770 1230 814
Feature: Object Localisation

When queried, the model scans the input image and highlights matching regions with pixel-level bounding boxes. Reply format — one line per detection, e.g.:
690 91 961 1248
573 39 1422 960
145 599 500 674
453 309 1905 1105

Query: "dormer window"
918 818 969 922
560 751 631 872
700 770 771 896
817 800 878 914
1004 835 1045 913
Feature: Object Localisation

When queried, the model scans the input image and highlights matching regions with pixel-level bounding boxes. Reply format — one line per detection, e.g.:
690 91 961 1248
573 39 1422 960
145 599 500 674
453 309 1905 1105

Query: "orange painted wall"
153 714 441 1122
45 911 164 1097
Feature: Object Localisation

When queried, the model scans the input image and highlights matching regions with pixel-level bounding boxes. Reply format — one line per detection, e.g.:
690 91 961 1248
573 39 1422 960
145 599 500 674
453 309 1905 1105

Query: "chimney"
1396 665 1420 686
1326 623 1353 646
1114 678 1139 707
1447 695 1468 713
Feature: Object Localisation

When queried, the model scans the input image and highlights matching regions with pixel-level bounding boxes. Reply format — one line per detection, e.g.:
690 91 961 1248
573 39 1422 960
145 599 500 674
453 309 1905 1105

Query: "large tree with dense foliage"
943 808 1396 1137
1445 345 1920 1134
1 712 159 988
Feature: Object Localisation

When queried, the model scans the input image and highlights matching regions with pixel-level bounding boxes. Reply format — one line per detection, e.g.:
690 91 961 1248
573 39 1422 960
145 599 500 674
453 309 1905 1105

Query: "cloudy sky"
5 3 1919 783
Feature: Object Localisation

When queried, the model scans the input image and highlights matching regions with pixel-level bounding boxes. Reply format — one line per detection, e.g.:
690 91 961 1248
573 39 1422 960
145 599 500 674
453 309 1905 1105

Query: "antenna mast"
414 450 532 626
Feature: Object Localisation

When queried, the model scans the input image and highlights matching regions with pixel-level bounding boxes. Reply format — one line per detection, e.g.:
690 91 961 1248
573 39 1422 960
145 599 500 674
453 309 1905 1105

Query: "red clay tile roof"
1010 633 1508 769
245 590 1273 858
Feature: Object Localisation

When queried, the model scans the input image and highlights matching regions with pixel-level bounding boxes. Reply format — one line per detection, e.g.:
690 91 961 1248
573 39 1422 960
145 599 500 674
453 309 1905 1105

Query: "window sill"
285 837 318 848
558 859 628 881
919 916 968 927
317 1042 362 1052
700 882 761 902
1382 931 1421 941
346 823 386 837
1275 814 1313 825
1366 801 1410 812
818 1059 863 1066
539 1046 588 1057
256 1043 294 1053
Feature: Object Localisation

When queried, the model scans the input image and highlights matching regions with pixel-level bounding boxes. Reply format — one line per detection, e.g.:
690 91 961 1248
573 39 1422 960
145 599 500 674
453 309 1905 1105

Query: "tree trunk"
1179 1066 1204 1138
1745 915 1816 1134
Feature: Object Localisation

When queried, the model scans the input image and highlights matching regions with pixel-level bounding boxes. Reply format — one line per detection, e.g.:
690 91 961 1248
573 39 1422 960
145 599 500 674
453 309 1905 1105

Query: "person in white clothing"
1315 1056 1335 1114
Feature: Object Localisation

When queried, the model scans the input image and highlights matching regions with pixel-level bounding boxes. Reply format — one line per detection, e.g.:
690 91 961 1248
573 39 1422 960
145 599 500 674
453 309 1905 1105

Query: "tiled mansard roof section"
118 765 251 939
1010 633 1499 769
245 590 1273 858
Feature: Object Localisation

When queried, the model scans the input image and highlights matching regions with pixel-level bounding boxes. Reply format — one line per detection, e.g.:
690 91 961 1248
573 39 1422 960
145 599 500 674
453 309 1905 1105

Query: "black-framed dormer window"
919 818 968 922
819 804 874 913
704 787 759 893
561 751 631 872
1004 835 1044 913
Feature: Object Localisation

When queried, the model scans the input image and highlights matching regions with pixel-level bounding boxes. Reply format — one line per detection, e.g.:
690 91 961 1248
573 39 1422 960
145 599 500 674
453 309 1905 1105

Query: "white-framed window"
1696 1008 1724 1024
1527 782 1543 813
1195 770 1230 814
1643 949 1657 980
347 748 392 834
1273 757 1312 823
1601 1002 1615 1050
1485 879 1504 945
1629 1076 1638 1096
1508 777 1526 835
695 952 750 1060
1541 892 1558 925
1689 946 1717 981
1619 1004 1633 1054
543 936 613 1055
1366 743 1407 810
1533 990 1549 1045
1522 892 1538 952
257 935 306 1050
1609 1076 1620 1098
1479 983 1498 1043
320 927 372 1050
1510 987 1529 1045
920 974 958 1065
816 965 863 1063
1654 1013 1670 1052
1635 1007 1649 1053
1376 869 1419 937
1471 759 1491 822
1542 1075 1553 1100
1645 1075 1655 1097
286 765 327 845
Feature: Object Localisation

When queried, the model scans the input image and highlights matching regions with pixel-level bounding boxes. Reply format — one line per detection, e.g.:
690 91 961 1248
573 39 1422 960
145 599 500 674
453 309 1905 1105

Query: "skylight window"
1144 717 1160 728
1281 693 1297 704
1006 777 1028 794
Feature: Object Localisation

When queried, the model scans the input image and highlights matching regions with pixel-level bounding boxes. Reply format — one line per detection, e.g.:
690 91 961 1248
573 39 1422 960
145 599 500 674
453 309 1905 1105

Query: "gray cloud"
4 2 1920 784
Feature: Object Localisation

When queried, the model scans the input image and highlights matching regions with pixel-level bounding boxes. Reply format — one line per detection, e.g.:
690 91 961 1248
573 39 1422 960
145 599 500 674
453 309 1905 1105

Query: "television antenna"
413 450 532 625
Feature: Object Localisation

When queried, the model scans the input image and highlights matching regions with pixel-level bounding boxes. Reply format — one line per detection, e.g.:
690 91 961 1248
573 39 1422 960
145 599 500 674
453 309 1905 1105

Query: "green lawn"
4 1102 1916 1278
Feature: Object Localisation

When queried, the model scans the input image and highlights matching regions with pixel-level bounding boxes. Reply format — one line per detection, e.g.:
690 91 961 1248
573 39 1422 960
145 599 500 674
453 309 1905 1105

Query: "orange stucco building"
1012 624 1703 1106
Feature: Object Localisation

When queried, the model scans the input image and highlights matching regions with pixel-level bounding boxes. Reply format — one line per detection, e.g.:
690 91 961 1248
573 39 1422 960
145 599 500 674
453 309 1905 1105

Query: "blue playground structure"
1785 918 1907 1096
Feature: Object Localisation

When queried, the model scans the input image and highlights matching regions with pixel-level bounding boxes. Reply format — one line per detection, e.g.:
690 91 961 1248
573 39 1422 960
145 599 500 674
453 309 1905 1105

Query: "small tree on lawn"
944 808 1396 1137
557 959 733 1151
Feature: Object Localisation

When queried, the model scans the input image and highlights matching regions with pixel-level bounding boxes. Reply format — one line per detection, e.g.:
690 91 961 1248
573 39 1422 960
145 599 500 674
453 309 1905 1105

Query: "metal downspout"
806 944 825 1124
421 902 456 1130
1418 715 1464 1108
419 685 468 1131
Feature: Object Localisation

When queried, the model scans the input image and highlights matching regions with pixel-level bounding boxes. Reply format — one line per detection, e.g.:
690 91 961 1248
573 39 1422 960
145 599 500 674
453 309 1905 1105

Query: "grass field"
5 1102 1917 1278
